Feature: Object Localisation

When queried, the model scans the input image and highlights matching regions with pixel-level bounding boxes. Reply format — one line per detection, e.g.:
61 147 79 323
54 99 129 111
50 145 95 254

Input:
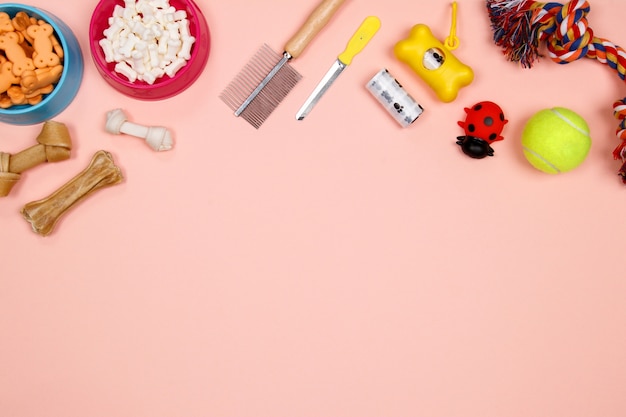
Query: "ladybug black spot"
468 124 475 133
473 104 483 111
484 116 493 127
489 133 497 141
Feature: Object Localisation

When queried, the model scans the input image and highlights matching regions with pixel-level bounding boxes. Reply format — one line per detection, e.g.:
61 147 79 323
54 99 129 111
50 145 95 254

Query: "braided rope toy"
613 98 626 175
486 0 626 182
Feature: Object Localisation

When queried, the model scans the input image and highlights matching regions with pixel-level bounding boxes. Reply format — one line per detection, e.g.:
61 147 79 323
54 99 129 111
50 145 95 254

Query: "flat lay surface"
1 0 626 416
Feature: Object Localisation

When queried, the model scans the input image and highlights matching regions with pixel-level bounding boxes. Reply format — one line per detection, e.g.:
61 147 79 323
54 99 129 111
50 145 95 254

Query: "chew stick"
21 150 123 236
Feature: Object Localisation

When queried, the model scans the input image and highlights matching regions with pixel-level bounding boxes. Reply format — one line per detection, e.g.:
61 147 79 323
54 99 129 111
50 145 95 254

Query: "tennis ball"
521 107 591 174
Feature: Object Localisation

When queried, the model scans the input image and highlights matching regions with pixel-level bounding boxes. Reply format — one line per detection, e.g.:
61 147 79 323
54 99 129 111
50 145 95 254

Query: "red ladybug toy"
457 101 508 159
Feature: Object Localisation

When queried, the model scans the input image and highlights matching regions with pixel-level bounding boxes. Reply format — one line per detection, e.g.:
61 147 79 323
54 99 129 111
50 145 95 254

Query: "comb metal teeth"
220 44 302 129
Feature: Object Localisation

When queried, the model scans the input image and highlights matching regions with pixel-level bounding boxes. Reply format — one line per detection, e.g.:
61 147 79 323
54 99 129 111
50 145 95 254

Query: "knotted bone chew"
0 120 71 197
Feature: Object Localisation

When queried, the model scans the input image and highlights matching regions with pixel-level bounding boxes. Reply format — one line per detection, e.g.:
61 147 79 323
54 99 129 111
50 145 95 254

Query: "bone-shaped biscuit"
26 23 60 68
11 12 36 56
27 83 52 99
0 61 20 94
4 83 49 106
8 88 42 105
0 12 13 33
0 93 11 108
0 31 35 75
12 12 33 41
25 86 51 104
6 85 26 105
20 65 63 95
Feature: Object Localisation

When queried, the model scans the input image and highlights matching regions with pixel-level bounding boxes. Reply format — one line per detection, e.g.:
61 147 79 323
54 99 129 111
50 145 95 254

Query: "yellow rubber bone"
394 23 473 102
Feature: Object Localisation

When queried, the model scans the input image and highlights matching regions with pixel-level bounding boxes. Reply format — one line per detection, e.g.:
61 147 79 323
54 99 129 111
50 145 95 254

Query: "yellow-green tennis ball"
521 107 592 174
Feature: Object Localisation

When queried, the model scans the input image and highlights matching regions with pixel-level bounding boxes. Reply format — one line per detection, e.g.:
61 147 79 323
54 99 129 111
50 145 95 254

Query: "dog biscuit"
0 61 20 94
25 83 53 100
0 31 35 75
27 23 60 68
6 85 26 105
20 65 63 95
0 12 13 33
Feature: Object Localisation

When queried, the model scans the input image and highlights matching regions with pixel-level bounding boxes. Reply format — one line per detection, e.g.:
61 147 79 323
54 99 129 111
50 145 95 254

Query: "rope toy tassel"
486 0 542 68
486 0 626 71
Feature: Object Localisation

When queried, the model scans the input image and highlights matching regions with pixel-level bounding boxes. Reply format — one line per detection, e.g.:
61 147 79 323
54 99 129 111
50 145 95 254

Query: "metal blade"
296 59 346 121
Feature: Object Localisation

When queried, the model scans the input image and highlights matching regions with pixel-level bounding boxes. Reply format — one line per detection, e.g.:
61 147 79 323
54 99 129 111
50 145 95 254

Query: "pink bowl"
88 0 210 100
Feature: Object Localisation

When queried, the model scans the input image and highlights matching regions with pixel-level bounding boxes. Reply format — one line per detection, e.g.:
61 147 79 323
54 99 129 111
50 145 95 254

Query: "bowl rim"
88 0 210 97
0 3 80 116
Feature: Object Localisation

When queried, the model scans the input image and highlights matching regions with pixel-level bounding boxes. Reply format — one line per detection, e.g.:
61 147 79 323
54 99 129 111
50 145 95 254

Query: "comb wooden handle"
284 0 347 59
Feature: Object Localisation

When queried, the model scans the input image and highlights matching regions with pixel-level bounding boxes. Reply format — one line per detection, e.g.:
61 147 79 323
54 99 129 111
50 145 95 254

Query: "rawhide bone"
0 120 71 197
21 150 123 236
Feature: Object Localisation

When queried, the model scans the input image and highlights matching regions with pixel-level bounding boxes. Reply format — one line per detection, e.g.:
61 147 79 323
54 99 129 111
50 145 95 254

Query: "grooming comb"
219 0 347 129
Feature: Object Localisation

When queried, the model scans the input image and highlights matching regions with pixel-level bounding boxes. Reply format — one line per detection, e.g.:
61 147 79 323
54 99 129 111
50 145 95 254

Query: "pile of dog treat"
0 10 63 108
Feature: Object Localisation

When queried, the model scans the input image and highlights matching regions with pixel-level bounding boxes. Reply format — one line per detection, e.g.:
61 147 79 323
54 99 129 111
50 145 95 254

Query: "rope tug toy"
486 0 626 182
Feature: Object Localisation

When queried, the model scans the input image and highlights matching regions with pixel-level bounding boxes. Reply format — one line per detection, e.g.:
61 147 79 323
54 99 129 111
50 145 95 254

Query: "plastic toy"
105 108 174 152
394 2 473 102
456 101 507 158
485 0 626 179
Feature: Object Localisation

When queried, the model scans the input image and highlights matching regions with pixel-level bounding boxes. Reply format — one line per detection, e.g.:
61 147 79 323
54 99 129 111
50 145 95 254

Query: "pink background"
2 0 626 416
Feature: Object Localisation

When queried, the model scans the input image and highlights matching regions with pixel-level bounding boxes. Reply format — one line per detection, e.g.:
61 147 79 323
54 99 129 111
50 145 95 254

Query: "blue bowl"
0 4 83 125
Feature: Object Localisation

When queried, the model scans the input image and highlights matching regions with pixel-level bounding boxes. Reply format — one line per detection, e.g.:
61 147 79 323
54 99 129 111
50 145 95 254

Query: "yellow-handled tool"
296 16 381 120
220 0 348 129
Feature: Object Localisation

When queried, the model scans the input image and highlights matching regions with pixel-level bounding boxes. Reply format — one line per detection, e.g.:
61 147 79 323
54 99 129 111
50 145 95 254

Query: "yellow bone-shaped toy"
394 23 473 102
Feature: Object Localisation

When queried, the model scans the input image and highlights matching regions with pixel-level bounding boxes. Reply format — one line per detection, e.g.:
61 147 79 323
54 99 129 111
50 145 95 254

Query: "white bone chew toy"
105 108 173 151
